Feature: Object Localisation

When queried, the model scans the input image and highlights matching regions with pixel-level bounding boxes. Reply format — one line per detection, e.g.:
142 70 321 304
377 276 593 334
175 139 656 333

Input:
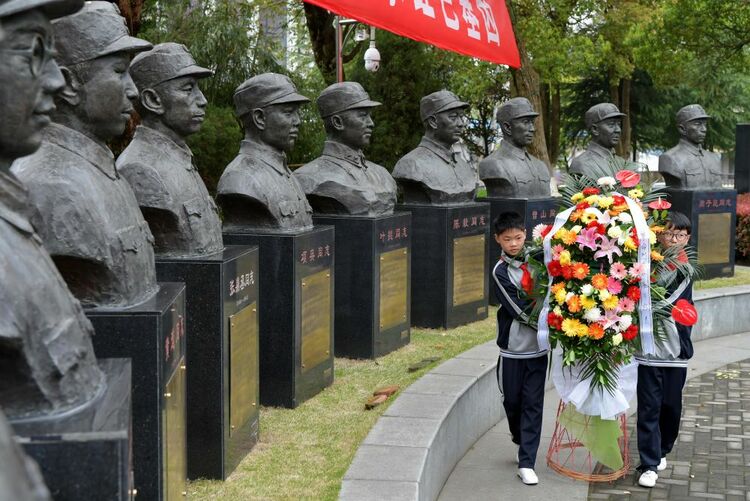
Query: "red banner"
303 0 520 68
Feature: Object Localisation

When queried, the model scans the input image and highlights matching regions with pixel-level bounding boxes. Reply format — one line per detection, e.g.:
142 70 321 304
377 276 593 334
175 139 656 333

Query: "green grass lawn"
695 266 750 290
189 314 496 500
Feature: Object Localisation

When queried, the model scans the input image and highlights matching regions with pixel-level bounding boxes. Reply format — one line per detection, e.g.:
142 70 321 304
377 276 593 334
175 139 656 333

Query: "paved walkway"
438 332 750 501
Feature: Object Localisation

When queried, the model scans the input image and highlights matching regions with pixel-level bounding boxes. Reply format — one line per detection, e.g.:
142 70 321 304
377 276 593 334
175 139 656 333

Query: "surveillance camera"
364 43 380 73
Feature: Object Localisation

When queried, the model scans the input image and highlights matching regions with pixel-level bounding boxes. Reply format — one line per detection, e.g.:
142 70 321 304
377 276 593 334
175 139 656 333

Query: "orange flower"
571 262 590 280
591 273 608 289
570 210 584 222
567 295 582 313
651 250 664 262
562 231 578 245
588 323 604 340
551 282 566 293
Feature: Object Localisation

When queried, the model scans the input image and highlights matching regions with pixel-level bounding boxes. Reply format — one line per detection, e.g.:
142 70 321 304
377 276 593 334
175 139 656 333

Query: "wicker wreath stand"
546 400 630 482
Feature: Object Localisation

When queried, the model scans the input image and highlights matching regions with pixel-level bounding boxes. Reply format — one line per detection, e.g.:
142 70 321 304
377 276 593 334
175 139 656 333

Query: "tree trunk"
619 77 632 160
117 0 145 35
303 4 337 85
549 83 561 167
506 1 550 168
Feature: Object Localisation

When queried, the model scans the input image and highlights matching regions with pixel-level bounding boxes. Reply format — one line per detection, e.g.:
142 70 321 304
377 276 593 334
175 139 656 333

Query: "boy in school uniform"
491 212 548 485
635 211 695 488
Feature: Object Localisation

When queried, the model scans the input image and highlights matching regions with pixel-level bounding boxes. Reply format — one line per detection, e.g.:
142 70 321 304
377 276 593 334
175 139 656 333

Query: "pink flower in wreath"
552 244 565 260
606 277 623 294
629 262 646 278
609 262 627 280
576 226 600 252
618 297 636 312
594 235 623 264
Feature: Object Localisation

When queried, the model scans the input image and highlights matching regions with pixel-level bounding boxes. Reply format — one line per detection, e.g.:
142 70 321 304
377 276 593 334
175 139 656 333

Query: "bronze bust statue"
478 97 550 198
393 90 476 204
0 0 103 423
12 1 158 308
569 102 626 179
659 104 723 190
294 82 397 216
217 73 314 232
117 42 224 256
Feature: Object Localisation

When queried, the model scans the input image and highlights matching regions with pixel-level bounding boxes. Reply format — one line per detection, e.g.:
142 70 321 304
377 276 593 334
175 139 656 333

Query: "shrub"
736 193 750 258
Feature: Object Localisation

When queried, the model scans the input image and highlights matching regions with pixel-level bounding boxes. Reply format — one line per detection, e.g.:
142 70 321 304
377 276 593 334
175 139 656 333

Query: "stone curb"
339 285 750 501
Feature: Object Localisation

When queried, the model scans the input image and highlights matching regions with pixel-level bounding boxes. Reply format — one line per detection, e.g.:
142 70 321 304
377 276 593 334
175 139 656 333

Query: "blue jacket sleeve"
492 261 530 321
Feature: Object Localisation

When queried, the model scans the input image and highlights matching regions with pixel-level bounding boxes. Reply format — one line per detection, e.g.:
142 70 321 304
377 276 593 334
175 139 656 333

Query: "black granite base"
665 188 737 278
312 213 411 359
86 283 186 501
482 197 559 304
223 228 334 408
397 203 489 329
12 358 132 500
156 246 259 480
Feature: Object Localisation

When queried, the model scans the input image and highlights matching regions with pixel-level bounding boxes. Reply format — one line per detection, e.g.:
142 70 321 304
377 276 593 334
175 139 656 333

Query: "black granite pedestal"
223 228 334 408
12 358 132 500
397 203 489 329
86 283 186 501
483 196 559 304
155 246 259 480
665 188 737 278
312 213 411 359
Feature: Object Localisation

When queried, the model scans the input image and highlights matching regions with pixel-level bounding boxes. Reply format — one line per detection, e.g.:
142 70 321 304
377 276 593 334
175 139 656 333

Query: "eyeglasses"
662 231 689 241
0 34 54 77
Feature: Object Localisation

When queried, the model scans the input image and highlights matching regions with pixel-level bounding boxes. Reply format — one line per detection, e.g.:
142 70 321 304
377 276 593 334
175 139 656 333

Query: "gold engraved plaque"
229 303 258 437
697 213 731 265
301 269 332 373
163 358 186 500
379 248 408 331
453 234 486 306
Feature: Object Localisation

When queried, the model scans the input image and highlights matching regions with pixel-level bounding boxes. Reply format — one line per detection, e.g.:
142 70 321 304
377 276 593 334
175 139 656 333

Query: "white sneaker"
517 468 538 485
657 457 667 471
638 470 658 488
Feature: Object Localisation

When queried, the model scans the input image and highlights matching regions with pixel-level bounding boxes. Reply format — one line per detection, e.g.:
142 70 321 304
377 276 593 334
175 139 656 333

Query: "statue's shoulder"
117 159 173 211
294 156 339 185
392 148 421 178
478 150 510 178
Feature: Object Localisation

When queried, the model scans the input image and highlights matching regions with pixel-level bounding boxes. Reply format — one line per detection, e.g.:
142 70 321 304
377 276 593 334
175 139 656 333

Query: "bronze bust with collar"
13 1 157 308
217 73 313 232
117 42 224 256
479 97 550 198
294 82 397 216
569 102 627 179
659 104 723 190
393 90 476 205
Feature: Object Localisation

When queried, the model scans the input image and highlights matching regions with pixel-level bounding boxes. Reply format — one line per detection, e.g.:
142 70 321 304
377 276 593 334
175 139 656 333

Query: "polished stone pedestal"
12 358 132 500
155 246 259 479
223 228 334 408
313 213 411 359
666 188 737 278
483 196 559 304
86 283 186 501
397 203 489 329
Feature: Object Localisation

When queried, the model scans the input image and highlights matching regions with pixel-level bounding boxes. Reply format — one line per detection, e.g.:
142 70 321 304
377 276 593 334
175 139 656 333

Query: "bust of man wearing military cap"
569 102 627 179
0 0 104 424
13 0 159 308
117 42 223 256
294 82 397 216
659 104 722 190
479 97 550 198
393 90 476 205
216 73 313 233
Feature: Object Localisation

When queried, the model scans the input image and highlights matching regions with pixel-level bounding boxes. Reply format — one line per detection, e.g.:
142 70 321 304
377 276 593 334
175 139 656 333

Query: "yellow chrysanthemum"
598 289 611 301
554 228 569 242
559 250 572 266
555 288 568 305
602 295 619 310
649 230 657 245
576 323 589 337
624 238 638 251
585 195 599 205
580 296 597 310
597 196 614 209
628 188 644 199
562 318 583 337
650 225 665 234
551 282 566 293
561 231 577 245
651 250 665 262
580 211 597 224
571 192 585 203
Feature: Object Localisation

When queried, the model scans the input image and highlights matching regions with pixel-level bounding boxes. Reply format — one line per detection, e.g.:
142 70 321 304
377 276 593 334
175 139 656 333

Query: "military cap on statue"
129 42 212 89
233 73 310 118
676 104 711 125
496 97 539 125
316 81 381 118
0 0 82 18
584 102 626 129
52 1 151 66
419 90 468 121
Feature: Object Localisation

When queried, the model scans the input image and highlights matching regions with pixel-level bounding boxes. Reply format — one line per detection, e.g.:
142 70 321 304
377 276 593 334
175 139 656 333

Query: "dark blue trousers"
501 355 547 469
636 365 687 472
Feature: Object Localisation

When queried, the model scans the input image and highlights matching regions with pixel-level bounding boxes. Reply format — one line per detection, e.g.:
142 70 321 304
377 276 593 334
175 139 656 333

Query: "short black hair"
493 211 525 236
665 211 691 233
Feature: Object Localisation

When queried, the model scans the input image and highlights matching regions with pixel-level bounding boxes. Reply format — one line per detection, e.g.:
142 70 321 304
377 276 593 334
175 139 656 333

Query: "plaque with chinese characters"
229 303 258 437
379 247 409 332
163 357 187 500
300 269 332 373
453 234 486 306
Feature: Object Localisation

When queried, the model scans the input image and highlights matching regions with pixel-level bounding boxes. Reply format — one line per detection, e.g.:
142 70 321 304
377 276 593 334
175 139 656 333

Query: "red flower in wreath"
547 312 563 330
615 170 641 188
548 260 563 277
583 187 600 196
626 285 641 301
648 197 672 210
623 325 639 341
672 299 698 326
